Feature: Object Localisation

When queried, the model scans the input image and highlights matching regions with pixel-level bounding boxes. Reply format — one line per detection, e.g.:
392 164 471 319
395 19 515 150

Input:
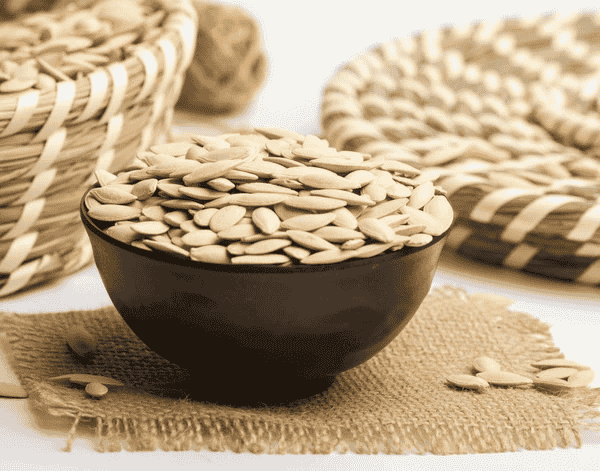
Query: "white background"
2 0 600 469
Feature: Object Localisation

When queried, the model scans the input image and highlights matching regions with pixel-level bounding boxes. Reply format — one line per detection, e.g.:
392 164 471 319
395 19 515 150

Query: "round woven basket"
0 0 198 297
321 12 600 285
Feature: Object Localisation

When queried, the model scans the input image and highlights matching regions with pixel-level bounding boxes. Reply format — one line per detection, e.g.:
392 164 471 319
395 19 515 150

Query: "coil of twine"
321 12 600 285
176 0 267 115
0 0 198 297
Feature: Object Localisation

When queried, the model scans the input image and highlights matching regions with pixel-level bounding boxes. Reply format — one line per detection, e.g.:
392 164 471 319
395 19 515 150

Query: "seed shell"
567 369 595 387
66 326 97 359
530 359 591 370
281 213 337 231
446 374 489 390
0 382 29 398
472 356 502 373
536 367 579 380
358 218 396 243
287 230 338 251
245 238 292 255
476 371 533 386
231 254 291 265
533 378 576 393
300 248 357 265
88 205 141 222
284 196 347 211
312 226 366 243
209 205 246 232
86 382 109 399
190 245 231 264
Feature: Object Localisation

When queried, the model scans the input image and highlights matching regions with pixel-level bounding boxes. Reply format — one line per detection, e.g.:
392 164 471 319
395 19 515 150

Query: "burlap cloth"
1 286 599 454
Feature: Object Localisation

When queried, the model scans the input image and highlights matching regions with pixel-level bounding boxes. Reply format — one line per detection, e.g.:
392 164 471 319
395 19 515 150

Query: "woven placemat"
1 285 599 454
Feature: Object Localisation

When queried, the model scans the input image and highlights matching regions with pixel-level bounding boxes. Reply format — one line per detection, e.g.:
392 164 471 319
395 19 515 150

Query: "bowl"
81 189 447 405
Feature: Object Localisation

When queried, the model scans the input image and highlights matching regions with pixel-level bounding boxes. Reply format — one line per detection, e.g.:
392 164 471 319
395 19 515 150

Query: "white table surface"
2 1 600 469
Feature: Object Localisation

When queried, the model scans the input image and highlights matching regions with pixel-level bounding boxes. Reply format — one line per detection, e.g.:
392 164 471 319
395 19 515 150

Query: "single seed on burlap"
232 254 291 265
361 182 388 202
536 368 579 380
90 186 137 204
105 224 140 244
472 356 502 373
309 189 375 206
281 213 337 231
163 210 190 227
190 245 231 264
531 359 590 370
48 374 124 387
406 233 434 247
236 182 298 195
342 239 366 250
86 382 108 399
300 248 357 265
209 205 246 232
284 196 347 211
358 218 396 243
245 238 292 255
407 181 435 209
567 369 595 387
287 230 338 251
476 371 533 386
66 325 97 359
313 226 366 243
217 224 258 240
283 245 312 260
180 229 220 247
191 207 219 226
88 205 141 222
359 198 408 220
144 239 190 257
533 378 576 393
0 383 29 399
446 374 490 390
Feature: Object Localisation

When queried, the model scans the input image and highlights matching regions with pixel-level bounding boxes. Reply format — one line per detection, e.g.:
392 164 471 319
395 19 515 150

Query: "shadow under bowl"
81 189 447 406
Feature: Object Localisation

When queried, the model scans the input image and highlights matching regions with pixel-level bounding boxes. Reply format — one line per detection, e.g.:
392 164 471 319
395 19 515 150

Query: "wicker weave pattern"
0 0 198 297
321 12 600 284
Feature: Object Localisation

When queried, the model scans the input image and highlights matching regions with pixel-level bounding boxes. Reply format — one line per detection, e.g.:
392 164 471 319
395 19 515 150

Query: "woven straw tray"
0 0 197 297
321 11 600 285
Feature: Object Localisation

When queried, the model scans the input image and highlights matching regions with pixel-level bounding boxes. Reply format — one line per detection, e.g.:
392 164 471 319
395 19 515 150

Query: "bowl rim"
80 185 448 274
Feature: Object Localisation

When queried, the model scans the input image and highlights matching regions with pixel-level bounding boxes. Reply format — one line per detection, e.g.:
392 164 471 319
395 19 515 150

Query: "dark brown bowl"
81 189 447 406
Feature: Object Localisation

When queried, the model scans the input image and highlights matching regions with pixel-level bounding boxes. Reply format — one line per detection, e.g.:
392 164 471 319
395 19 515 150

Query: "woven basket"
0 0 198 297
320 11 600 285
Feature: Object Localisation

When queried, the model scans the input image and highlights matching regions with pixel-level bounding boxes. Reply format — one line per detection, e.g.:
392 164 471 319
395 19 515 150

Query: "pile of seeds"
0 0 166 94
446 355 595 393
84 127 454 265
